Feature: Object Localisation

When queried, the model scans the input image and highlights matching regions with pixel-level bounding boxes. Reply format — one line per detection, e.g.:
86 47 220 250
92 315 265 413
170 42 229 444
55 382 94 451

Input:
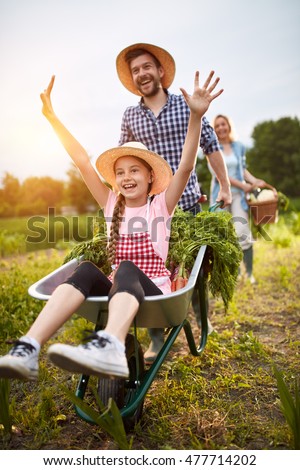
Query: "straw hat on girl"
96 142 172 196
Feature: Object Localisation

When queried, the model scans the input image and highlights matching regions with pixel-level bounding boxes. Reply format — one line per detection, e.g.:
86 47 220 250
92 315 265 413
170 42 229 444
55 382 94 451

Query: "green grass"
0 225 299 450
273 365 300 449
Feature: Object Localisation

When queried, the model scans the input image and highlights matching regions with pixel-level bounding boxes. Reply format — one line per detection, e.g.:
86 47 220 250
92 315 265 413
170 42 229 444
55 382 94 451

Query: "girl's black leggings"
63 260 162 305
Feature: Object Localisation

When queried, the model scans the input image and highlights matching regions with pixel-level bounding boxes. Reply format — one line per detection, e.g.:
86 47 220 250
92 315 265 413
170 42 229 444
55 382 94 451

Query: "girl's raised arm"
165 71 223 213
40 76 110 208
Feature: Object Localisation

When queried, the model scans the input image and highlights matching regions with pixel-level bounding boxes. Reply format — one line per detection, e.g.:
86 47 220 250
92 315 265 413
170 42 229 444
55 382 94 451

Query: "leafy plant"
277 191 289 211
273 365 300 449
0 229 26 257
63 212 110 273
63 232 110 274
168 207 242 309
63 386 130 450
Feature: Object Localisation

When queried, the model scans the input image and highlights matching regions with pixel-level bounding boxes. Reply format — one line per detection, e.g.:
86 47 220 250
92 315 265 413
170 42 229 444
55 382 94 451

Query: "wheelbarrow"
28 203 222 429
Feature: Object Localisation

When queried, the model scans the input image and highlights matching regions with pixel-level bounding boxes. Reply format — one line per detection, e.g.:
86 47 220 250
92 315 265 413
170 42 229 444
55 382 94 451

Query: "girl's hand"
180 71 223 117
40 75 55 119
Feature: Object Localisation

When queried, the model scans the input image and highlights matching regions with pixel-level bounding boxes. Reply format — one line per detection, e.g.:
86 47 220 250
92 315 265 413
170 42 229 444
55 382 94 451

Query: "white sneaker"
0 340 38 381
47 332 129 379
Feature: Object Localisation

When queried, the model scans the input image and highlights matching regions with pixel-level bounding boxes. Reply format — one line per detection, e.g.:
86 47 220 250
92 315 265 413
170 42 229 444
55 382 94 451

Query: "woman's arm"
244 169 267 188
40 76 110 208
229 168 268 194
165 71 223 213
230 176 253 193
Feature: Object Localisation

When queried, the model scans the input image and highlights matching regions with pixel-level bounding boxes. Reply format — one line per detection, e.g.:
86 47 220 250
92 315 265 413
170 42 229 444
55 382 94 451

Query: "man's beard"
137 76 162 97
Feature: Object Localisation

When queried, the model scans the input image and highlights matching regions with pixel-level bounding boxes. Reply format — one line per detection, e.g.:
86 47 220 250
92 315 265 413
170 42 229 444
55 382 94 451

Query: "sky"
0 0 299 183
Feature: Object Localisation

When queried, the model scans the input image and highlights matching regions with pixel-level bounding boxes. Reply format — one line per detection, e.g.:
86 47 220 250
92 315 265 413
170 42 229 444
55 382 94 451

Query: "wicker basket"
247 185 278 225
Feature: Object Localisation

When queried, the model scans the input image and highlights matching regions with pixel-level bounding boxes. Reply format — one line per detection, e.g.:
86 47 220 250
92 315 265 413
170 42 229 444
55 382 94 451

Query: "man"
116 42 231 213
116 43 231 363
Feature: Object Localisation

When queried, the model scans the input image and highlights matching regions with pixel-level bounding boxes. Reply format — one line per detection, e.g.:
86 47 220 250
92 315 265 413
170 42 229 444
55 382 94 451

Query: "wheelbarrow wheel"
97 333 145 430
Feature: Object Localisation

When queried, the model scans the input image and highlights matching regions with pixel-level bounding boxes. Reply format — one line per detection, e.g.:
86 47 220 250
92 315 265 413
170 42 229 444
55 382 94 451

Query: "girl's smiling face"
114 156 153 206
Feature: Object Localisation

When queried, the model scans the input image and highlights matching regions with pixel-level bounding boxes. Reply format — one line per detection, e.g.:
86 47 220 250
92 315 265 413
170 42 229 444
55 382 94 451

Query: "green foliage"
66 165 97 213
0 173 21 216
0 229 26 257
272 226 292 249
246 117 300 197
0 252 62 343
0 164 96 217
63 386 130 450
0 238 299 449
289 197 300 212
273 365 300 449
277 191 290 211
289 212 300 236
0 172 66 217
196 152 212 197
168 207 242 308
63 211 110 273
263 219 293 248
63 232 110 273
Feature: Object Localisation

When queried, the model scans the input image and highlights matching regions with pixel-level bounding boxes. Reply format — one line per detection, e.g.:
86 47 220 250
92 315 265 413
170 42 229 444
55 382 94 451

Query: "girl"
0 71 222 380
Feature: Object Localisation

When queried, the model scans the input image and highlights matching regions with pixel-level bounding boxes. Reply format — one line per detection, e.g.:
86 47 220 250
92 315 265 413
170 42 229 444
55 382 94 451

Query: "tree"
246 117 300 197
66 164 97 213
0 173 21 216
17 176 66 215
196 150 212 199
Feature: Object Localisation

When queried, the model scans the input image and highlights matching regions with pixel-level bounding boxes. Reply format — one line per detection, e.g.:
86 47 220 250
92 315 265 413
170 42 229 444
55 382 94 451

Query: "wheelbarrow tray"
28 245 208 329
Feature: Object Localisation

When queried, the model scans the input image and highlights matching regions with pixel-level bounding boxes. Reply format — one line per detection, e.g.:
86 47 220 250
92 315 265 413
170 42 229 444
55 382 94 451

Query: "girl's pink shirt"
104 190 173 264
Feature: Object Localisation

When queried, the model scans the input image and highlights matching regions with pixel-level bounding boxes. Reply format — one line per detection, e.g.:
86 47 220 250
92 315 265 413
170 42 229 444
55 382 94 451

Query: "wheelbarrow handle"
208 200 224 212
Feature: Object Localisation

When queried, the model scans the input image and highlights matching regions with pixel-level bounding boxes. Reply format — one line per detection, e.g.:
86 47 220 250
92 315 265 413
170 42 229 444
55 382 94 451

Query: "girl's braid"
107 193 126 267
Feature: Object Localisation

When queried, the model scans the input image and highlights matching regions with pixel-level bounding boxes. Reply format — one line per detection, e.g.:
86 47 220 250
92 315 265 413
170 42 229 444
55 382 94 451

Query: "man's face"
129 53 164 97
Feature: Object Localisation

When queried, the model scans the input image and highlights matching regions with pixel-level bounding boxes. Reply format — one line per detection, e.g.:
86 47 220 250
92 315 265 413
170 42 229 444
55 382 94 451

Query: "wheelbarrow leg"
188 265 209 354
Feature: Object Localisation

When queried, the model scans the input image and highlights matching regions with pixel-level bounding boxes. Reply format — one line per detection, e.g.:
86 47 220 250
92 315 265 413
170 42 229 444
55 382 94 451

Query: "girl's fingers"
182 69 222 104
46 75 55 95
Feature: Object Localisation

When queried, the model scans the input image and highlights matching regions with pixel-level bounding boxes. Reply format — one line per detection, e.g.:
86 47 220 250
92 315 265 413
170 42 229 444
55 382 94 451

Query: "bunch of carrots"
170 262 189 291
169 243 196 291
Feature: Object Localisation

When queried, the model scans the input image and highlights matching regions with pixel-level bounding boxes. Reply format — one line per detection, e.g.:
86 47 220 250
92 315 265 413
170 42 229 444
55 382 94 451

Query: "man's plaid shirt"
119 91 221 210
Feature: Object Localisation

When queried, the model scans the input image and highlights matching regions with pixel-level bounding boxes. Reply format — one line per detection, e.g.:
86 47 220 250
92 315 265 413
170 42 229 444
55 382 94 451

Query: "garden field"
0 215 299 450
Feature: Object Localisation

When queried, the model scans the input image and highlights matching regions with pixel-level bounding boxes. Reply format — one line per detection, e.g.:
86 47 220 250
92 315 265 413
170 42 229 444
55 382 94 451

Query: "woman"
210 114 267 283
0 71 222 381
